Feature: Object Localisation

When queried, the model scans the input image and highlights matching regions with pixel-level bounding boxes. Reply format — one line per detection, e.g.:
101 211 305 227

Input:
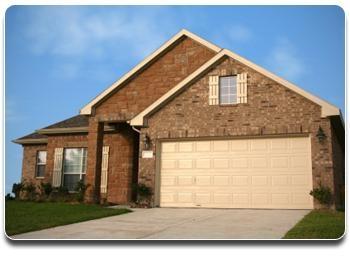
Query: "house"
14 29 344 209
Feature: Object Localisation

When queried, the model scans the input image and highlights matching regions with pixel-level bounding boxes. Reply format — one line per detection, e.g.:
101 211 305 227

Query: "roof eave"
12 138 48 145
36 127 89 134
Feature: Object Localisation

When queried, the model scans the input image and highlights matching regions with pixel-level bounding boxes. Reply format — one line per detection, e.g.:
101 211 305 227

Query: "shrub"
74 180 89 202
133 183 153 207
12 182 23 199
23 182 37 201
40 182 53 197
49 186 70 202
310 183 332 206
5 193 15 201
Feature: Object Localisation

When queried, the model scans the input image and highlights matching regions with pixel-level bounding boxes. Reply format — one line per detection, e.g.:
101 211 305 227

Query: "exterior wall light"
316 126 327 143
143 134 151 150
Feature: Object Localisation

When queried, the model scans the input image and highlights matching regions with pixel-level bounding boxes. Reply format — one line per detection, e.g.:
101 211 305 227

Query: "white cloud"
267 38 305 81
24 7 174 59
22 7 180 78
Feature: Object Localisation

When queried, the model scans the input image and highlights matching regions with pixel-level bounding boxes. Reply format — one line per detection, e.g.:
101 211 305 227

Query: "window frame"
35 150 47 179
219 75 238 105
62 147 87 192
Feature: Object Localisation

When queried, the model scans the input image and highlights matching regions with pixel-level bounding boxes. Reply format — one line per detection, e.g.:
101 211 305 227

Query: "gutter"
12 138 48 145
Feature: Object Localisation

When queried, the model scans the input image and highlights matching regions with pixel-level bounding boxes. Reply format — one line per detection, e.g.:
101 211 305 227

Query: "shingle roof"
13 115 89 144
17 132 48 140
41 115 89 129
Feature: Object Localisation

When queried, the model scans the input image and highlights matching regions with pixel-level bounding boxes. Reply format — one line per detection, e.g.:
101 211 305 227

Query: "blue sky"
5 6 345 194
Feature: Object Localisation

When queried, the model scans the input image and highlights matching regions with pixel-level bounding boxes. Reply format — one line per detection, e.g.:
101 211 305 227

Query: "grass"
283 210 345 239
5 200 131 236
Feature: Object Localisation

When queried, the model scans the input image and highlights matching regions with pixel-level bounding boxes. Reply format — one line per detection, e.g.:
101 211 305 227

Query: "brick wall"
94 36 216 121
331 125 345 207
102 125 138 204
139 56 341 208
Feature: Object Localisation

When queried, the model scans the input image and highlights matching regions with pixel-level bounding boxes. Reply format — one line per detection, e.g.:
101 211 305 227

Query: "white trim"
79 29 221 115
130 49 340 126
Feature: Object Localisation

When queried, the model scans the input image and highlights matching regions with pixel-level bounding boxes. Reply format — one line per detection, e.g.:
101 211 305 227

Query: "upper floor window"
63 148 87 191
36 151 47 178
219 76 237 105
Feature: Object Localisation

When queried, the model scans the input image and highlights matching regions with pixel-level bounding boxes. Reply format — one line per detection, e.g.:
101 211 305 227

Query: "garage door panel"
233 176 250 186
252 176 269 186
213 176 230 186
213 193 232 204
213 140 230 152
160 136 313 209
178 176 193 186
195 193 211 204
231 140 249 151
162 159 176 169
271 157 289 168
232 158 249 168
195 176 211 185
251 157 268 168
177 192 193 203
178 159 193 169
161 176 177 186
272 176 289 186
196 159 211 169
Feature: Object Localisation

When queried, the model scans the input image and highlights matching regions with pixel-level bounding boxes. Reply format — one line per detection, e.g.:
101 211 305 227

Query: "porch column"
85 118 104 203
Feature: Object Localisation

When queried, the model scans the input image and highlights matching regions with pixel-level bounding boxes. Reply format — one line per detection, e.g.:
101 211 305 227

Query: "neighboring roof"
79 29 222 115
13 132 48 145
130 49 340 126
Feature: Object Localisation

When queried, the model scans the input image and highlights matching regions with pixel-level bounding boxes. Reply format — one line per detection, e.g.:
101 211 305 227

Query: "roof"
41 115 89 129
130 48 340 126
79 29 222 115
13 115 89 145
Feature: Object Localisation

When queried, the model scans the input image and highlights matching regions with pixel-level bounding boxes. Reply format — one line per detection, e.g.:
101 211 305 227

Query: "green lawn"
5 200 131 236
283 210 345 239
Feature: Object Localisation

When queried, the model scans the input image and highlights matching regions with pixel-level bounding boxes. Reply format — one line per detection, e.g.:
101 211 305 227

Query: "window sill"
35 177 45 179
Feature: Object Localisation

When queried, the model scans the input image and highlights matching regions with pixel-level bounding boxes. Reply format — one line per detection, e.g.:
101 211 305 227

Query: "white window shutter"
208 75 219 105
237 73 248 103
100 146 109 194
52 148 63 187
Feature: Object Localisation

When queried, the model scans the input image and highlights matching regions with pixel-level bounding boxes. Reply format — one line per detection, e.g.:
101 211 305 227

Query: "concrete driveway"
12 208 309 239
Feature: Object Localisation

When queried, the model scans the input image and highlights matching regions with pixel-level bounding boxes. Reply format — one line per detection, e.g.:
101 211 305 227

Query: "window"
219 76 237 105
63 148 87 191
36 151 47 178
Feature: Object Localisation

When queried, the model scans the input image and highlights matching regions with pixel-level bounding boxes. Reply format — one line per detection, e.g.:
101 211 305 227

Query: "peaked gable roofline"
79 29 222 115
130 48 340 126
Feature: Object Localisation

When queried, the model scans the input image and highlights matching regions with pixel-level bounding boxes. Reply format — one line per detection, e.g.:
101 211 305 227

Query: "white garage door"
159 136 313 209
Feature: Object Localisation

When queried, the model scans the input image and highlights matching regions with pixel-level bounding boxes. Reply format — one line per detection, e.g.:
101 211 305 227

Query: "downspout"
127 120 142 134
131 125 141 134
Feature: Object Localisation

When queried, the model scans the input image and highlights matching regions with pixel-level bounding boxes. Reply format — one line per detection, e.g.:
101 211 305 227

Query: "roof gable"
80 29 221 115
130 49 340 126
